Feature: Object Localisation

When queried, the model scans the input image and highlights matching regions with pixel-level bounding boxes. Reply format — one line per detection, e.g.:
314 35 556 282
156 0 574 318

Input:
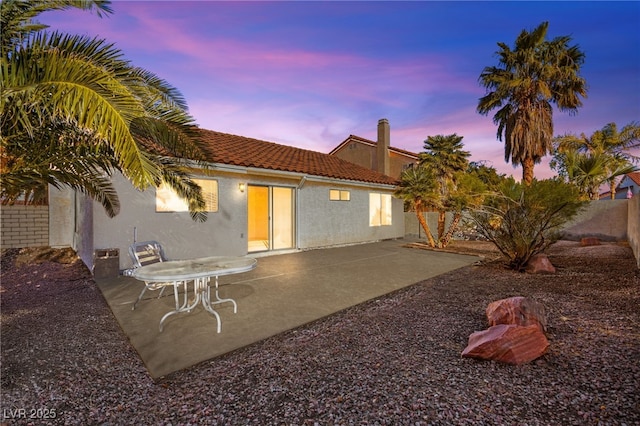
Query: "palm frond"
1 0 113 52
477 21 586 183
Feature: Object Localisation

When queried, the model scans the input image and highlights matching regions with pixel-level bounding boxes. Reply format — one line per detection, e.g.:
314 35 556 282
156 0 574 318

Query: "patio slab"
95 238 480 379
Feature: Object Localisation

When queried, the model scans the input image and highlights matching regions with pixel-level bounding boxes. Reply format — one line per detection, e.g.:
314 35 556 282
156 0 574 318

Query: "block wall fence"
405 198 640 269
2 197 639 269
0 205 49 248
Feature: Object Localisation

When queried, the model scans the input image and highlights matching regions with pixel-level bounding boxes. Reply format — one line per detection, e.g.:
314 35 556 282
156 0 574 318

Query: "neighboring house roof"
625 171 640 186
598 171 640 199
329 135 420 159
159 129 398 186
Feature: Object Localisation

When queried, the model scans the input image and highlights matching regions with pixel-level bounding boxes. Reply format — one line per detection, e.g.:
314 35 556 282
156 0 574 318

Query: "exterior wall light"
239 183 246 192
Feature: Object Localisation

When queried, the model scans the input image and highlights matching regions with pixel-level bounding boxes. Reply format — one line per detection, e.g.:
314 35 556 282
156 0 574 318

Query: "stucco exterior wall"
91 171 404 270
332 143 374 171
628 196 640 268
297 182 404 249
48 186 76 248
331 141 416 180
92 172 249 270
74 193 94 270
388 151 415 180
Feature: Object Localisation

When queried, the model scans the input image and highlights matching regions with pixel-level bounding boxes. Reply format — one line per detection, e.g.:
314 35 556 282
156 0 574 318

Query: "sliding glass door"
247 185 294 252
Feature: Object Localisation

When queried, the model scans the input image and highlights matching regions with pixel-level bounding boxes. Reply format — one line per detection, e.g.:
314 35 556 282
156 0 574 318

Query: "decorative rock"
580 237 601 246
525 253 556 274
463 296 549 364
461 324 549 365
486 296 547 332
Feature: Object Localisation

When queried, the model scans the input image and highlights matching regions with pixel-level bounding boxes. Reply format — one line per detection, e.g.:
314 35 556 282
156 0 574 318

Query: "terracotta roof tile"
626 171 640 186
197 129 398 185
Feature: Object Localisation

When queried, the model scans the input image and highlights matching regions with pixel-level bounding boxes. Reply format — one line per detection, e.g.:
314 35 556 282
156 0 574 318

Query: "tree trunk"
522 157 535 186
437 210 446 242
416 211 437 248
440 212 462 248
610 180 616 199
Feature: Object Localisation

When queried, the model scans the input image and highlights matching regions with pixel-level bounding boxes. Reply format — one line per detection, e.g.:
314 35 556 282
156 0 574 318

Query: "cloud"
39 0 637 184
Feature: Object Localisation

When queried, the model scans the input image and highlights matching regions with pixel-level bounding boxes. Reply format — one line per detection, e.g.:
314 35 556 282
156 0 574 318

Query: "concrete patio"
95 238 481 379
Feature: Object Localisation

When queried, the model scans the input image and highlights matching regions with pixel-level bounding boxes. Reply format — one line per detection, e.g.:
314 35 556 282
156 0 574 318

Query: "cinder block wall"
404 201 630 243
561 200 628 241
0 205 49 248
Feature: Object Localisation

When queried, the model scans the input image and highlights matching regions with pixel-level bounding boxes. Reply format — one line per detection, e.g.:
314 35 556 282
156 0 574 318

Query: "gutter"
209 163 397 190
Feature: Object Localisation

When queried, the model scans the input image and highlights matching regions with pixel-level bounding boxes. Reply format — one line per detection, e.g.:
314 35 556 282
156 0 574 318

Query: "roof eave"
209 162 397 189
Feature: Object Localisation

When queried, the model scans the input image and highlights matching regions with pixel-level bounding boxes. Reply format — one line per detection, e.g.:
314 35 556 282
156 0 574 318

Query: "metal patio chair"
129 241 186 310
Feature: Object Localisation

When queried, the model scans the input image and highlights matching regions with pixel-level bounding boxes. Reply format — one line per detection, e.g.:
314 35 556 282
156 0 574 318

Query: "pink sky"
41 1 640 180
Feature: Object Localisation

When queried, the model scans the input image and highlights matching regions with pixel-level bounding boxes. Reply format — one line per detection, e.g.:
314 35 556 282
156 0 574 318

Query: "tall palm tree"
477 21 587 185
394 166 440 248
419 134 470 182
553 122 640 198
419 134 470 241
1 0 208 220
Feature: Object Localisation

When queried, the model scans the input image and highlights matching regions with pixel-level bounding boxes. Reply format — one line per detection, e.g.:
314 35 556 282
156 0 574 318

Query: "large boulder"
462 296 549 364
486 296 547 332
461 324 549 365
525 254 556 274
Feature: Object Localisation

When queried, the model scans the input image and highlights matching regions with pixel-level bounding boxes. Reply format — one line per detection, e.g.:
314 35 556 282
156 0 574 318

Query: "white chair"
129 241 185 310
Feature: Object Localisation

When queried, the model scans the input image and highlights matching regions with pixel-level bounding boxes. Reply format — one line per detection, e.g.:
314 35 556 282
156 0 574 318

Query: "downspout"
296 176 307 249
297 176 307 190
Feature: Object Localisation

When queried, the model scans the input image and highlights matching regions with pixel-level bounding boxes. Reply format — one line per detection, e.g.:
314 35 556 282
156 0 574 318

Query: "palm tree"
1 119 121 214
477 21 587 185
553 122 640 198
438 170 487 247
419 134 470 242
394 166 440 248
564 151 610 200
1 0 208 220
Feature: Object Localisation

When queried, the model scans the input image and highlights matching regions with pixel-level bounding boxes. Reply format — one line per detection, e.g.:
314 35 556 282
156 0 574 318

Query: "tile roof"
625 171 640 186
194 129 398 186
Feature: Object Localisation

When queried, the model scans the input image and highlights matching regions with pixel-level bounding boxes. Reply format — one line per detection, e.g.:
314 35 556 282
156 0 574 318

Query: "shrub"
468 178 587 271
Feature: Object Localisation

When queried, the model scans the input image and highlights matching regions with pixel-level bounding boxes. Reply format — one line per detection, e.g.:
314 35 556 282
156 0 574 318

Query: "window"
369 193 392 226
156 179 218 212
329 189 350 201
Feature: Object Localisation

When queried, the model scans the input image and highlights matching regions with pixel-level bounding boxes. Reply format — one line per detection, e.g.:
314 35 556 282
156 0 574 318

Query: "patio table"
132 256 257 333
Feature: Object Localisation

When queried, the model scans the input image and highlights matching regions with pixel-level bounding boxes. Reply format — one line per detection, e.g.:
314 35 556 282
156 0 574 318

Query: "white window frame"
329 189 351 201
369 193 392 226
156 179 219 212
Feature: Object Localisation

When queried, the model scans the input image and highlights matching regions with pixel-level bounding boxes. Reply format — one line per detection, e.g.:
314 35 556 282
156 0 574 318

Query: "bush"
468 178 587 271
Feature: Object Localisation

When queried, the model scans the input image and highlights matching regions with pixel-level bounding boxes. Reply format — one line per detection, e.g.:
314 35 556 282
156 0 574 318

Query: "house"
599 171 640 200
46 127 404 272
329 119 419 179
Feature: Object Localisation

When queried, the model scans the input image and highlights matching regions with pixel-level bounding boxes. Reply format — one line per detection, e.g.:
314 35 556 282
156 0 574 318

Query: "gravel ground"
1 241 639 425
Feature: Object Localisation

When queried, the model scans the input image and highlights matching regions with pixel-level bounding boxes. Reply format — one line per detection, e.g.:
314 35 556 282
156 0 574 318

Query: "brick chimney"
376 118 390 175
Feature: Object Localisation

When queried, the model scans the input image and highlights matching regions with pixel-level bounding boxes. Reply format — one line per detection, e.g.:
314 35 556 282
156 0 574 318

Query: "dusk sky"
41 1 640 180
